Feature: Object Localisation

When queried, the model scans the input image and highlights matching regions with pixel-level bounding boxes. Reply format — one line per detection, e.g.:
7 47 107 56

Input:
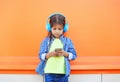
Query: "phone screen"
55 48 62 52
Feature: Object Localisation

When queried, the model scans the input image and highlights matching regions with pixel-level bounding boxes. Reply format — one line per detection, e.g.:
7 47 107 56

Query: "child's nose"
56 29 59 32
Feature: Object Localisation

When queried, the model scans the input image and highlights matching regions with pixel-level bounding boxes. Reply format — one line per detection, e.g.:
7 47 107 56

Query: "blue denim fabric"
36 35 77 76
45 74 68 82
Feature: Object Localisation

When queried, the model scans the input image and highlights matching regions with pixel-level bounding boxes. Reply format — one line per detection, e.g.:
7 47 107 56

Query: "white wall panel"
69 74 101 82
102 74 120 82
2 74 120 82
0 74 43 82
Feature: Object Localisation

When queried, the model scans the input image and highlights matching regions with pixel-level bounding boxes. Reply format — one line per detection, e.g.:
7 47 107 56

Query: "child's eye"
58 28 62 30
53 28 56 30
52 28 63 31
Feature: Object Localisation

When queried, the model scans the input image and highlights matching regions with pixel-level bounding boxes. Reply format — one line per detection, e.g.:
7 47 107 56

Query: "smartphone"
55 48 62 52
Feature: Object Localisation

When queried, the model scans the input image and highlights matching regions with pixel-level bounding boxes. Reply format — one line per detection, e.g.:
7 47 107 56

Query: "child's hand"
52 51 58 56
46 50 68 59
46 51 58 59
56 50 68 57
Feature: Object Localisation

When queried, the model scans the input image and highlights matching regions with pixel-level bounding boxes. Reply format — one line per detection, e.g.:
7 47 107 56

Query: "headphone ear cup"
46 22 51 32
64 23 69 32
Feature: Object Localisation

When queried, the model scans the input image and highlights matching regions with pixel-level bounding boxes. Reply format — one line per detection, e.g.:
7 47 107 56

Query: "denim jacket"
36 35 77 76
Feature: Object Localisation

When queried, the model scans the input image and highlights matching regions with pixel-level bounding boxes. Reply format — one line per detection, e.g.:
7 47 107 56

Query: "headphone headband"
46 12 69 32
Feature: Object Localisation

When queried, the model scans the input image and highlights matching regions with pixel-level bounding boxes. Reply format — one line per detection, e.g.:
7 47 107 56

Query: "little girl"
36 13 77 82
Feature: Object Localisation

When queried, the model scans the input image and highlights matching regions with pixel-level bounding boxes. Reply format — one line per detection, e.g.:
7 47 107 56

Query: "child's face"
51 24 63 38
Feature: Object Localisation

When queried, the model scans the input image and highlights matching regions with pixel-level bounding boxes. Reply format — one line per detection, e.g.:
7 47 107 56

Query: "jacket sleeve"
39 38 49 61
67 38 77 60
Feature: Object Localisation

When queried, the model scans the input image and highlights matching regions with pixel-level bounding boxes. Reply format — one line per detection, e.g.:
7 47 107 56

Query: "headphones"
46 12 69 32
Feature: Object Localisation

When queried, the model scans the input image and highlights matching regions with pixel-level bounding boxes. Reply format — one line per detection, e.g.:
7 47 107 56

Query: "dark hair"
47 14 66 38
49 14 65 28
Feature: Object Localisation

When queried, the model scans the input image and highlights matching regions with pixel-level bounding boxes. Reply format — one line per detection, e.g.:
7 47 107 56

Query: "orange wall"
0 0 120 56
